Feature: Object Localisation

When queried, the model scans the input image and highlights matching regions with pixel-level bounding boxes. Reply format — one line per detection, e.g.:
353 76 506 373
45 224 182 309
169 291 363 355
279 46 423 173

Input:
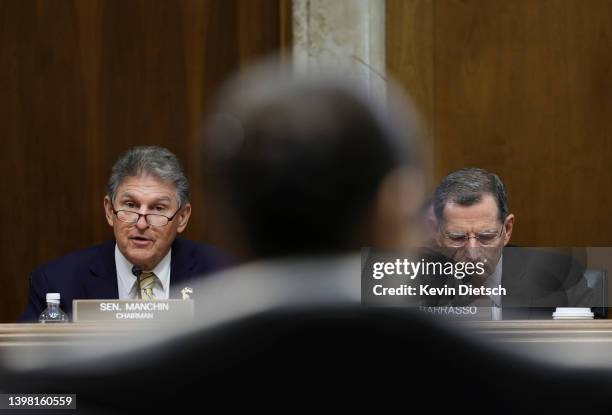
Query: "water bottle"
38 293 69 323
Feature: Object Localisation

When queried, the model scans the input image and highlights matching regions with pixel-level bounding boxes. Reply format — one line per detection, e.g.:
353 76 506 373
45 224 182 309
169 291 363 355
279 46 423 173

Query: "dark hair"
202 71 422 258
107 146 190 206
433 168 508 224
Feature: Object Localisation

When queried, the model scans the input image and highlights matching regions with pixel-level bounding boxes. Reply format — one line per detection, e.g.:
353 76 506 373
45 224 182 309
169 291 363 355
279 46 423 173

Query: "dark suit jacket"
500 247 593 319
419 246 593 319
19 238 229 322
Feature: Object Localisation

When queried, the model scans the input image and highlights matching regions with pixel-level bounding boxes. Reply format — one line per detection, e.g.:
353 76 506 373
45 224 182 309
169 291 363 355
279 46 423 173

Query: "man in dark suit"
427 168 593 319
20 146 227 321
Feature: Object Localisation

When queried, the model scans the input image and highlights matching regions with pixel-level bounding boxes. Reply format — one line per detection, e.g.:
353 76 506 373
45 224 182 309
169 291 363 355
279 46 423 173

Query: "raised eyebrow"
118 192 137 201
150 197 172 205
118 193 171 202
117 194 173 207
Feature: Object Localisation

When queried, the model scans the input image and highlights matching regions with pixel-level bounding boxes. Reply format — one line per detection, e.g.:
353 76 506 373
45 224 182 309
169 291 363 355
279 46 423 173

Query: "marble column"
292 0 386 98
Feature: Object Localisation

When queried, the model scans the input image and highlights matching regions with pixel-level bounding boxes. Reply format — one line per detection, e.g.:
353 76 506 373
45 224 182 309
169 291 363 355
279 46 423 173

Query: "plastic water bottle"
38 293 69 323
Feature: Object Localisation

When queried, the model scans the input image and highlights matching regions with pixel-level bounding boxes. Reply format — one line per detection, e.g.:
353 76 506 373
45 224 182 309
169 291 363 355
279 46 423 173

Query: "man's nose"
464 245 482 261
466 236 479 249
135 214 149 230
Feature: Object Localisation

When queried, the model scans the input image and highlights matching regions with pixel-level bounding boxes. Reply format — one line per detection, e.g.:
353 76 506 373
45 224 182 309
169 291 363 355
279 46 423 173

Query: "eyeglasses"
112 205 181 227
440 225 505 247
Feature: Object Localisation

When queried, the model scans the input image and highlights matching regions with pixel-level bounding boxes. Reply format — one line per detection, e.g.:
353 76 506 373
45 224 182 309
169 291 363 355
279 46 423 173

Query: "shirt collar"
115 244 172 294
485 254 503 306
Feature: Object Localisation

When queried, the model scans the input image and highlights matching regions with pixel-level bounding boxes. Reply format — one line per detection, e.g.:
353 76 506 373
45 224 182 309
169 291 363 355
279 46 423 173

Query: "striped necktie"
139 271 158 300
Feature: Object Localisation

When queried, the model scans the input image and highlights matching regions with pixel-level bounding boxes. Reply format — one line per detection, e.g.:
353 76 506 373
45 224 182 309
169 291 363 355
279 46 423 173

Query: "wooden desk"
0 323 164 347
0 323 177 372
3 320 612 345
2 320 612 369
463 319 612 341
460 320 612 368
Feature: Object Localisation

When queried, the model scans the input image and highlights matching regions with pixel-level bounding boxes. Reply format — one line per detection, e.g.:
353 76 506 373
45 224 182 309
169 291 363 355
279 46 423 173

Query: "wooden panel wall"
387 0 612 246
0 0 285 322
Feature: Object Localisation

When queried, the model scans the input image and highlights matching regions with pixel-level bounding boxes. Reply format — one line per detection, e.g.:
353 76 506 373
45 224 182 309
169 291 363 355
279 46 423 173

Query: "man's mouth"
129 236 153 247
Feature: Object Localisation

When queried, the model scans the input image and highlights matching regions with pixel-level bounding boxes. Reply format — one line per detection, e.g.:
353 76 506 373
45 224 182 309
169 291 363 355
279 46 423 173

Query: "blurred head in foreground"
202 63 425 259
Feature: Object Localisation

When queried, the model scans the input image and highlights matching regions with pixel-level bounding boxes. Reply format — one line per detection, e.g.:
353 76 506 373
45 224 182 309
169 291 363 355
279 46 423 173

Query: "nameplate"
418 306 494 321
72 299 194 322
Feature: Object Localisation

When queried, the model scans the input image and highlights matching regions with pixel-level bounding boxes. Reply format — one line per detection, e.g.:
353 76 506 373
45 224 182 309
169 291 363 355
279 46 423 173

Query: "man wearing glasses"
433 168 513 283
20 146 227 321
431 167 591 319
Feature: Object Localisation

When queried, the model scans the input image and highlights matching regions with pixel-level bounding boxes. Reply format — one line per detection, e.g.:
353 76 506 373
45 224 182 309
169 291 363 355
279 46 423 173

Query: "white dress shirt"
485 255 503 320
115 244 172 300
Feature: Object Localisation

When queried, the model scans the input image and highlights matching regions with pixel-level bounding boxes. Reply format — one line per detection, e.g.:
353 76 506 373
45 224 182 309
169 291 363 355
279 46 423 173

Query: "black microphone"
132 266 143 299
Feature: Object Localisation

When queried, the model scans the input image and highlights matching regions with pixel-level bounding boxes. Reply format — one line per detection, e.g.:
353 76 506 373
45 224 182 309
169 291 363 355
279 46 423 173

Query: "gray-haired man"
20 146 227 321
432 167 592 319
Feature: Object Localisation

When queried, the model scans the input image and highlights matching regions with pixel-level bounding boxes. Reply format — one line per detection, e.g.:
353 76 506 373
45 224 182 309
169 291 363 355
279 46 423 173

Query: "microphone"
132 266 143 299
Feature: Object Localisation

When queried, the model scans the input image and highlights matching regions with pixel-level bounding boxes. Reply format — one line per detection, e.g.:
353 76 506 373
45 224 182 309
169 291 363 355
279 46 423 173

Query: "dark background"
387 0 612 246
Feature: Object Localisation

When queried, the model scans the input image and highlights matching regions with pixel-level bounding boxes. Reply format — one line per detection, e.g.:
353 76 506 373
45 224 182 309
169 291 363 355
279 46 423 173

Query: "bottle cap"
46 293 60 303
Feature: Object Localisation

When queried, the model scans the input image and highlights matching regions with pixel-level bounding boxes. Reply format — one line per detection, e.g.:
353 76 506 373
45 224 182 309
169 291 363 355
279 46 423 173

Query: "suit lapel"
85 240 120 299
502 247 534 307
169 238 197 299
83 239 198 300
